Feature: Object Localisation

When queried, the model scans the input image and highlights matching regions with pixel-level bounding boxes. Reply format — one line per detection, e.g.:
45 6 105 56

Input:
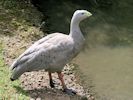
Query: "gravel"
20 64 93 100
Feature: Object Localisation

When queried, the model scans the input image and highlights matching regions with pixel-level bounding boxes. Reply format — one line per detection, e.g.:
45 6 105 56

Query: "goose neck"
69 17 81 37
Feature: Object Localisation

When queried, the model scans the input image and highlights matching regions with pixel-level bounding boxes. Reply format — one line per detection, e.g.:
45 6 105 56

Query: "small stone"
30 98 35 100
36 97 41 100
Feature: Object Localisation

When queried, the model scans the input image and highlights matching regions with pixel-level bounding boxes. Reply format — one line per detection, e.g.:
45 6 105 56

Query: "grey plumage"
10 10 92 81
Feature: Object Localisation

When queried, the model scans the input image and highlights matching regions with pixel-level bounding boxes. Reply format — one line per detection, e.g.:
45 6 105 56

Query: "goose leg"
57 72 76 95
48 72 55 88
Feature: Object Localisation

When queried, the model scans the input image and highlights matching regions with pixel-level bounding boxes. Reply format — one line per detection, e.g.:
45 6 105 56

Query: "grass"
0 0 43 36
0 1 45 99
0 43 29 99
0 0 44 59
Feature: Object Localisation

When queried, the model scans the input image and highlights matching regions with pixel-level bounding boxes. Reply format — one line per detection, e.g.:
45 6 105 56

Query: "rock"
36 97 41 100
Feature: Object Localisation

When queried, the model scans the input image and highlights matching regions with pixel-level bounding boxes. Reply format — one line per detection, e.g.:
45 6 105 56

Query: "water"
36 0 133 99
75 47 133 100
73 1 133 99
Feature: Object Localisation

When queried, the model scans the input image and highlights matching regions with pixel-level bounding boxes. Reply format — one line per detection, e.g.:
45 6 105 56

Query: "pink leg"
57 72 76 95
57 72 67 89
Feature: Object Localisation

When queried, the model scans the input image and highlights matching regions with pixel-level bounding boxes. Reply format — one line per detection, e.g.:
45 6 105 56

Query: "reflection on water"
35 0 133 99
74 47 133 100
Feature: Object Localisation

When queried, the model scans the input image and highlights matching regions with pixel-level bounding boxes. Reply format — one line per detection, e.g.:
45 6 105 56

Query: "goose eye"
81 13 84 15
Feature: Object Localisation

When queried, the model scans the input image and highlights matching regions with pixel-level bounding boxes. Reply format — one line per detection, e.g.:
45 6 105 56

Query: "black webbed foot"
63 88 77 95
50 79 55 88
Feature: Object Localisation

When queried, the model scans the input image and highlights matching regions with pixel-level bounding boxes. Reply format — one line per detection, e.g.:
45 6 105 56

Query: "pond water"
75 47 133 100
36 0 133 99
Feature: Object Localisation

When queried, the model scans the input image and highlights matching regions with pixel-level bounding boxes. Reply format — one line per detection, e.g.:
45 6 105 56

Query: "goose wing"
10 33 73 71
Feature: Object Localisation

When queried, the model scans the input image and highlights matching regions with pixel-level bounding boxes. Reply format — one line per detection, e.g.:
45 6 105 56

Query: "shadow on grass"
14 85 88 100
13 85 29 96
31 0 94 34
28 88 88 100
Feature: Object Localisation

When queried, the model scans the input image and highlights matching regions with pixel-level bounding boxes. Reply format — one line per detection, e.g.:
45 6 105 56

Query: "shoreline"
3 31 94 99
20 64 93 99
